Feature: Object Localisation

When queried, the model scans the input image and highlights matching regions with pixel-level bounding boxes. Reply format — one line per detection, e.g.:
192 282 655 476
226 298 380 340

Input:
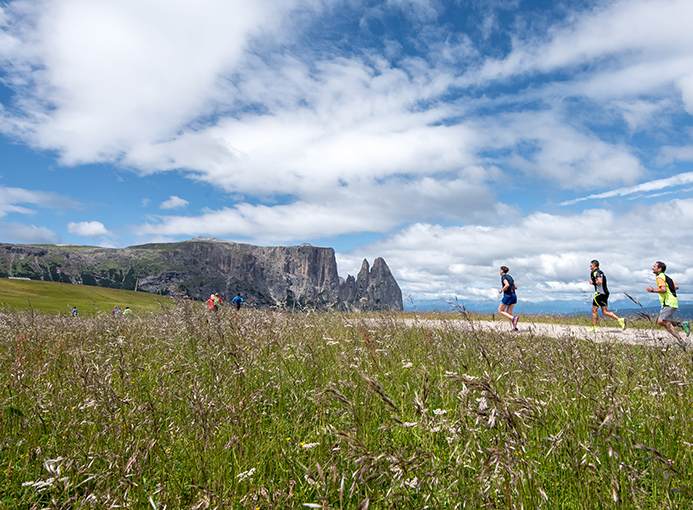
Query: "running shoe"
618 318 625 331
681 321 690 337
588 326 598 333
512 316 519 328
512 327 519 332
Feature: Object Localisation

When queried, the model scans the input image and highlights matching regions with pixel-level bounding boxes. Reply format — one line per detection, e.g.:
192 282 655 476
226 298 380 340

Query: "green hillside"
0 278 176 316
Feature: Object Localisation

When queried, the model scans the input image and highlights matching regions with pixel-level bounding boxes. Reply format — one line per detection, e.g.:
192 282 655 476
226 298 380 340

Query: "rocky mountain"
0 238 403 311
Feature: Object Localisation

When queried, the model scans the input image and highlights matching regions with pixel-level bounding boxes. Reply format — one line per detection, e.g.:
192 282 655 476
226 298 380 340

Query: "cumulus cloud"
160 195 189 210
337 198 693 307
67 220 111 237
0 0 309 164
135 174 497 244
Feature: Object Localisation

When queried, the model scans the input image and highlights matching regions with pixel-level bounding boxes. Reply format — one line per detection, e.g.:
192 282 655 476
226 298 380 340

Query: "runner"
231 293 244 311
498 266 519 331
588 260 625 332
646 261 690 344
207 294 216 310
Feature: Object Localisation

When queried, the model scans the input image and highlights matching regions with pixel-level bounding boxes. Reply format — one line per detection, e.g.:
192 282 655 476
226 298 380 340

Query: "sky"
1 0 693 312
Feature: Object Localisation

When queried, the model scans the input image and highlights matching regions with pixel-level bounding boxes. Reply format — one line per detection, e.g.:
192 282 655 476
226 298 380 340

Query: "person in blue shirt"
231 293 244 311
498 266 519 331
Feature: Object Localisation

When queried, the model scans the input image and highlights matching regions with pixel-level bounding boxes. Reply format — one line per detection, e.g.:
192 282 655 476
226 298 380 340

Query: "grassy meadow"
2 302 693 509
0 278 175 316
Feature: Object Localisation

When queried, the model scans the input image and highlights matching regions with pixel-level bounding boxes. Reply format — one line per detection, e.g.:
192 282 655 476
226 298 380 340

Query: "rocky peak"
339 257 403 311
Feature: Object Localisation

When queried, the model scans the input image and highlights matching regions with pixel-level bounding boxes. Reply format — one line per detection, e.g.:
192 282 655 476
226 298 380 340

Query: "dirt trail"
362 317 689 349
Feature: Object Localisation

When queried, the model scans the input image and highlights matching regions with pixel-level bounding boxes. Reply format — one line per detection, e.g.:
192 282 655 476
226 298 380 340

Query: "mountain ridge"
0 238 403 311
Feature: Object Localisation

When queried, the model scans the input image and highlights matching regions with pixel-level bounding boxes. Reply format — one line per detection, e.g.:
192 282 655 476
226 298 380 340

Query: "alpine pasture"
2 291 693 508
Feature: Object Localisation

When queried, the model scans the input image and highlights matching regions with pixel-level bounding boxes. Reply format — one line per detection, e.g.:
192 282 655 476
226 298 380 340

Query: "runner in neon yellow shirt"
646 261 689 344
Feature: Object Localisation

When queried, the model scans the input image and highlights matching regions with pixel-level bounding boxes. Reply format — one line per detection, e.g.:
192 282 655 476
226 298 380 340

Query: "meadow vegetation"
2 304 692 509
0 278 175 316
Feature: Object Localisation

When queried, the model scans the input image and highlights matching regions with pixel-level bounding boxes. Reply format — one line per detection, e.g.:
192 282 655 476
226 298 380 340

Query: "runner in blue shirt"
498 266 519 331
231 293 244 311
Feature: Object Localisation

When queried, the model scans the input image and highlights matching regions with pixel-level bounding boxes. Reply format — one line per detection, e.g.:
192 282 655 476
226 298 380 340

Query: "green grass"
2 305 693 508
0 277 174 316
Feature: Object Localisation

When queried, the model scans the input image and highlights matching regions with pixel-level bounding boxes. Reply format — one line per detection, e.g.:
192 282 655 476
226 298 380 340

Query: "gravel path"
365 317 690 349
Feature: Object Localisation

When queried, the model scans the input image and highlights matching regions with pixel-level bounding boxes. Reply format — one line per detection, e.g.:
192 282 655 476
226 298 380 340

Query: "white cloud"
469 109 644 187
659 146 693 165
474 0 693 83
337 198 693 306
0 0 312 163
67 220 111 237
0 185 79 217
134 173 498 245
0 221 60 244
608 99 673 133
160 195 189 210
561 171 693 205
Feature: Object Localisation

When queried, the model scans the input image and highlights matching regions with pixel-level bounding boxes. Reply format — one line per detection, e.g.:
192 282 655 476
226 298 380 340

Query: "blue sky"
1 0 693 311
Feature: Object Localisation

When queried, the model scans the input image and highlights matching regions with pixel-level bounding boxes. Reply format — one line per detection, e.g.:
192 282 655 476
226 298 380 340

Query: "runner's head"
590 260 599 270
500 266 509 275
654 261 666 274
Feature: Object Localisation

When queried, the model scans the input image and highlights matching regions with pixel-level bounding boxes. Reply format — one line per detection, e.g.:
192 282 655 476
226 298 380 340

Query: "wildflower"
404 477 419 489
433 408 447 416
301 442 320 450
22 478 55 491
237 468 256 482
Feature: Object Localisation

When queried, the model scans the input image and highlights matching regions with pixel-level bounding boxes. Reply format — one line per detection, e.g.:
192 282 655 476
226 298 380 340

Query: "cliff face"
0 238 403 311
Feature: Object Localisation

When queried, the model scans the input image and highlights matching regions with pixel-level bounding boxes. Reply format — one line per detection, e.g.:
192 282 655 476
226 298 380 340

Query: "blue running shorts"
501 294 517 306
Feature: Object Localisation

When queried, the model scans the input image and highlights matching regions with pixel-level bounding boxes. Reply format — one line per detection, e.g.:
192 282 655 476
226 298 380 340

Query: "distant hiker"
588 260 625 332
647 261 690 343
71 306 78 317
231 293 244 311
498 266 519 331
214 293 223 309
207 294 216 310
112 305 120 316
123 306 131 317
